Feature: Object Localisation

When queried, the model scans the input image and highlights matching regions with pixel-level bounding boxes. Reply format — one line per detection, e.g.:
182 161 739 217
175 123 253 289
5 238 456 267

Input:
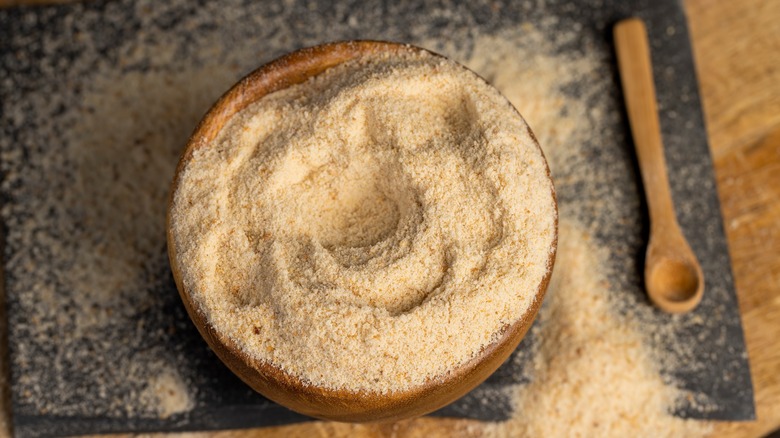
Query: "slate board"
0 0 754 436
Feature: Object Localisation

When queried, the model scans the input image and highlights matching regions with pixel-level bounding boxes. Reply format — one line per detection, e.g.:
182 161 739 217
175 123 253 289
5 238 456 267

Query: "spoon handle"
614 18 677 233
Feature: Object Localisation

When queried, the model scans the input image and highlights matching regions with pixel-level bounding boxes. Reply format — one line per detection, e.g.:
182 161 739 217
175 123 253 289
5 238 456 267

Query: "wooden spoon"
614 18 704 314
167 41 557 421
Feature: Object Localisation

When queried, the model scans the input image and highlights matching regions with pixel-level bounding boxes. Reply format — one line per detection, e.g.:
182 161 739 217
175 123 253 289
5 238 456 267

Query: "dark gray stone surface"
0 0 754 436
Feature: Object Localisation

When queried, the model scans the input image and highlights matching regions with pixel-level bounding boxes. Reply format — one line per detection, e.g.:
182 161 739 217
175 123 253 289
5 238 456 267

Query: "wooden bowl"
167 41 557 423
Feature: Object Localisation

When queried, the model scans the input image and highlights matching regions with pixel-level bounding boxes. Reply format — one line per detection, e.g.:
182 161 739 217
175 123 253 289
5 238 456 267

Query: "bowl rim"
166 40 558 422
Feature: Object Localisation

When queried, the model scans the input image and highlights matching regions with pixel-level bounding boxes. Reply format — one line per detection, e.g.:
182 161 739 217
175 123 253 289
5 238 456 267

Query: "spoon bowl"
646 242 704 313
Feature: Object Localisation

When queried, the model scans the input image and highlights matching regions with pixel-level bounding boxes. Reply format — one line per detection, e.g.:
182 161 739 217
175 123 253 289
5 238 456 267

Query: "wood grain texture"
704 111 780 437
686 0 780 435
5 0 780 436
686 0 780 161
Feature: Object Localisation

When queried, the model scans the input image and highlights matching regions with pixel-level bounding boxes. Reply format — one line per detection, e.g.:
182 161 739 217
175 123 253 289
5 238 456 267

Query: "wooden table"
686 0 780 436
1 0 778 436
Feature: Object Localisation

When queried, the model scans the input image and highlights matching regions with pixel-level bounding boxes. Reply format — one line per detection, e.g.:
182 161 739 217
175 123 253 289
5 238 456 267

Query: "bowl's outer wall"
166 40 558 422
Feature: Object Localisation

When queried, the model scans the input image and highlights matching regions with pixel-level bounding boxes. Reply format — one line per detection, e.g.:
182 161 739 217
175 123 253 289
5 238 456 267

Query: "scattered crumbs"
141 369 194 419
482 221 711 437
